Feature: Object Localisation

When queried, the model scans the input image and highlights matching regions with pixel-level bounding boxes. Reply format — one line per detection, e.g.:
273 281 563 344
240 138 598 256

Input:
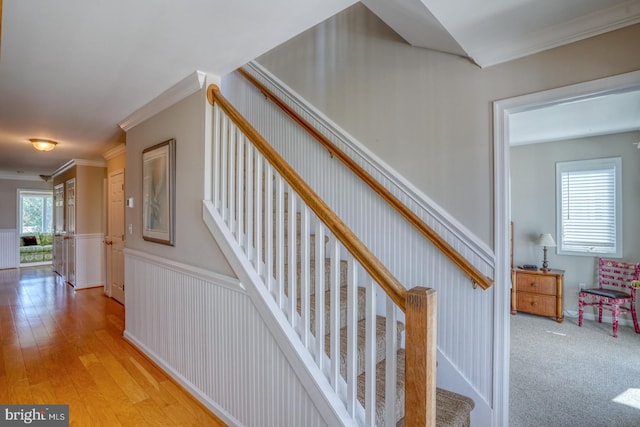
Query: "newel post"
405 286 437 426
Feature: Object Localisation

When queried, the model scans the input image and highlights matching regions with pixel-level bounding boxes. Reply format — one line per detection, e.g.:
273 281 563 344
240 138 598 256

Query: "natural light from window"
19 190 53 234
613 388 640 411
556 157 621 257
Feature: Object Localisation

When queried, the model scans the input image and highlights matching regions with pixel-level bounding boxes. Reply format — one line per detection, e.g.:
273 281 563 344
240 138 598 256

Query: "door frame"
106 168 126 301
492 69 640 426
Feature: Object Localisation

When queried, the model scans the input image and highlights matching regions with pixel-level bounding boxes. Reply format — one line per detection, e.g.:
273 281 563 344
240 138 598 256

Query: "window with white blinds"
556 157 622 257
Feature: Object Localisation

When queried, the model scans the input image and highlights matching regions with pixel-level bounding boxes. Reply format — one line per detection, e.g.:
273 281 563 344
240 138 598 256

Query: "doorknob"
105 240 113 245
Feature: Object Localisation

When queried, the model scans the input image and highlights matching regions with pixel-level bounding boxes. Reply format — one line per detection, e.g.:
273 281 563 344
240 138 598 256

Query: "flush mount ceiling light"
29 138 58 152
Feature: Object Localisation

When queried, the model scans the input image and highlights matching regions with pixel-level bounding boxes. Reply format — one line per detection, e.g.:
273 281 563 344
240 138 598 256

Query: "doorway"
107 170 125 304
493 69 640 425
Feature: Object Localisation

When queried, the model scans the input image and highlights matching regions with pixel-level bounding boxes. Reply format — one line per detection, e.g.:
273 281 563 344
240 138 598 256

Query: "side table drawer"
516 273 557 295
517 292 556 317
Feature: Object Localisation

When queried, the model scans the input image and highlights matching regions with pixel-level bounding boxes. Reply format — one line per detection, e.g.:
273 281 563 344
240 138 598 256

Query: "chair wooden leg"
578 293 584 327
612 305 620 338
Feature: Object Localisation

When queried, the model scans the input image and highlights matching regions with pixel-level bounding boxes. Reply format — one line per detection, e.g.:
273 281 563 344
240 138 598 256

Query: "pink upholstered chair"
578 258 640 337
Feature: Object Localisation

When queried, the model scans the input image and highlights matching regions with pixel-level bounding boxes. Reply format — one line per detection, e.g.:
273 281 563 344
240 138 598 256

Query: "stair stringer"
436 349 492 423
203 200 361 427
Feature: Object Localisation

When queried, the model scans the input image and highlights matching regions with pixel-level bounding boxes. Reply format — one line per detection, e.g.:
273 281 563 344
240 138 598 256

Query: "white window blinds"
556 157 621 257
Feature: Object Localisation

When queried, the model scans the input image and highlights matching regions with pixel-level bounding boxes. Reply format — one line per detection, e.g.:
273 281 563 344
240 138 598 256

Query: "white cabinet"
53 234 65 279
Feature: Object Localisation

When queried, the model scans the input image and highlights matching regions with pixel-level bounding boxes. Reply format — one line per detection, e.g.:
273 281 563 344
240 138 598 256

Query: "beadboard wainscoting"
123 249 333 427
74 233 105 289
222 65 494 420
0 229 19 269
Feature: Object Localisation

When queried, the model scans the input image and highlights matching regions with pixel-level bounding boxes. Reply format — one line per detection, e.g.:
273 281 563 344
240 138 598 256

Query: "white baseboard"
123 331 242 427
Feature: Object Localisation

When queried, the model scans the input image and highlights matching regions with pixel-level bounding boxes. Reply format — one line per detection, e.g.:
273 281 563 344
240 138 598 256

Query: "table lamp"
537 233 556 272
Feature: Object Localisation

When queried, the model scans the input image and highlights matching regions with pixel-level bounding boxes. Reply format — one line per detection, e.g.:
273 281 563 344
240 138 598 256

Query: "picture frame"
142 138 176 246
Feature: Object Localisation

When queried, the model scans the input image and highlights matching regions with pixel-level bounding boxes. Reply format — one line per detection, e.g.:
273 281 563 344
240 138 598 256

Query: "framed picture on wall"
142 138 176 246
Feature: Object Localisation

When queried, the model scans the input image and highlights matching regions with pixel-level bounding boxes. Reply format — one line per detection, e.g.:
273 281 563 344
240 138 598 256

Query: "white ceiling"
365 0 640 66
1 0 639 178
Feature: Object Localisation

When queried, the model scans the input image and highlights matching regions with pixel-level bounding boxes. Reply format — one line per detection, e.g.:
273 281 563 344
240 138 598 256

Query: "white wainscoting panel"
74 233 104 289
124 249 330 427
222 66 495 411
0 229 19 269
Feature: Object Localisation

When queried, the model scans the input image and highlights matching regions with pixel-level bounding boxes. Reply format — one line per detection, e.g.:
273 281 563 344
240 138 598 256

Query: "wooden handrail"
208 84 407 311
237 67 493 291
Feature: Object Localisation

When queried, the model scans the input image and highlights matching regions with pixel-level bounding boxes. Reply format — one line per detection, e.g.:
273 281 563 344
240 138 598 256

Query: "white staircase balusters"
364 276 377 427
385 298 398 426
208 100 409 425
203 80 486 427
300 205 312 347
287 191 297 326
346 254 359 417
314 221 326 370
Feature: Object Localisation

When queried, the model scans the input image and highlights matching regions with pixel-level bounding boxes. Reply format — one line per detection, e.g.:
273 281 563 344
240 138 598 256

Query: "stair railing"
206 84 436 426
237 67 493 291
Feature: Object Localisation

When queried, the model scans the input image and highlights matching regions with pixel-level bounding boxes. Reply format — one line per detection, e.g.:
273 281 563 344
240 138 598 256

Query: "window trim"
555 157 622 258
18 190 54 235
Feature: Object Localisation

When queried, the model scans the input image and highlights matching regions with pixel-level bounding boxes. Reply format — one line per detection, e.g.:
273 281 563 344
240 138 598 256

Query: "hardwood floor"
0 267 226 426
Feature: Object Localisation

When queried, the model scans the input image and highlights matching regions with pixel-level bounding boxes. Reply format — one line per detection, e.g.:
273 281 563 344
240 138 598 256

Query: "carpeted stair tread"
395 388 475 427
264 190 475 425
303 285 367 331
357 348 405 426
433 388 475 427
356 349 474 427
324 315 404 378
284 257 349 296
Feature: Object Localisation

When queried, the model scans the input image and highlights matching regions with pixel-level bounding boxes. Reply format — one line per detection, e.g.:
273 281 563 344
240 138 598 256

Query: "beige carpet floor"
510 312 640 427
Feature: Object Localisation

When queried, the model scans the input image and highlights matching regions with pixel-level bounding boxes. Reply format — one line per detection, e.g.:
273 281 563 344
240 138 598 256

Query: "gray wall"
256 3 640 246
125 88 233 274
0 178 53 229
511 131 640 313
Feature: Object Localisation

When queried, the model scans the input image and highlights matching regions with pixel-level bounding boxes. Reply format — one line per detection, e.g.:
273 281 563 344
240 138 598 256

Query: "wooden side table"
511 268 564 322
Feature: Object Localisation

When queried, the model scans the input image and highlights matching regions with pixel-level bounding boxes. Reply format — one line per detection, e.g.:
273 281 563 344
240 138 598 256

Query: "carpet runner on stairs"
273 192 475 425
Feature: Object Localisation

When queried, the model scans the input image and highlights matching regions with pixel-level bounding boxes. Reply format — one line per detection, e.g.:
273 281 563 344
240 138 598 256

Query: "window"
556 157 621 257
19 190 53 234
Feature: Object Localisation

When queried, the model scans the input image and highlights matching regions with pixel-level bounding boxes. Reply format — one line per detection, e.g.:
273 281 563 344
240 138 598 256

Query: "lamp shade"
537 233 556 247
29 139 57 152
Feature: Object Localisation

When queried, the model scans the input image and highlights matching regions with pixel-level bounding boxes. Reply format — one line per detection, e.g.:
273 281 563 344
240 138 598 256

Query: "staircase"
204 84 475 426
284 201 474 426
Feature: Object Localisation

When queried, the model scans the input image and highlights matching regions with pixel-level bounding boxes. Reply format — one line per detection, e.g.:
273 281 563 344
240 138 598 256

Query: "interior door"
108 170 125 304
65 179 76 286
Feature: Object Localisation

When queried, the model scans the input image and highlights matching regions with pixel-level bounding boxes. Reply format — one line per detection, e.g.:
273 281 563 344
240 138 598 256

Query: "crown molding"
103 143 126 160
473 0 640 67
119 70 209 132
52 159 107 177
